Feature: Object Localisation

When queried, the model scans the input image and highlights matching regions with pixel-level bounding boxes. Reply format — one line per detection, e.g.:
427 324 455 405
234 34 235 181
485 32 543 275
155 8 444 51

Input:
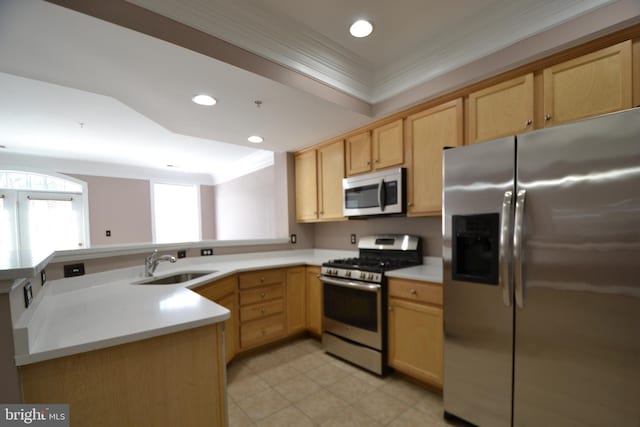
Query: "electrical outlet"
64 263 85 277
23 282 33 308
40 269 47 287
290 234 297 244
200 248 213 256
105 229 111 237
350 234 357 244
177 250 186 259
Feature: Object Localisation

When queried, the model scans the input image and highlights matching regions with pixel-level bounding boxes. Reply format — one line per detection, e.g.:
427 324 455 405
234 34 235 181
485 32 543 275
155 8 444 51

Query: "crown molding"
212 150 274 185
370 0 617 102
126 0 373 101
127 0 619 104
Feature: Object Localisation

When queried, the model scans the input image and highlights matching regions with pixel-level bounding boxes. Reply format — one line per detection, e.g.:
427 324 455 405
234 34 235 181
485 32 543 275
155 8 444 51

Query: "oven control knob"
345 271 351 277
360 272 366 279
368 273 373 280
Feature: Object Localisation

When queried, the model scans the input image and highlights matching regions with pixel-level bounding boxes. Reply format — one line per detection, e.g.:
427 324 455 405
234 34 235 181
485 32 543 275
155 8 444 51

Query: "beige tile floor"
226 337 463 426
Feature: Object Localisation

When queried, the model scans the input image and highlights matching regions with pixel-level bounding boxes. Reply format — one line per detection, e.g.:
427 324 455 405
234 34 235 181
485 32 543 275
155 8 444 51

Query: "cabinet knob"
375 159 380 163
260 277 265 282
261 330 266 335
367 161 370 165
545 113 552 121
261 308 265 314
410 289 417 295
320 211 324 215
525 119 532 126
388 306 393 311
407 202 413 207
260 292 266 298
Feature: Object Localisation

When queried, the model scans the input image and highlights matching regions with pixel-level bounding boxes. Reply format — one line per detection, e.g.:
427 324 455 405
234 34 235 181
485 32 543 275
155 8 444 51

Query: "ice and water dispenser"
451 213 499 285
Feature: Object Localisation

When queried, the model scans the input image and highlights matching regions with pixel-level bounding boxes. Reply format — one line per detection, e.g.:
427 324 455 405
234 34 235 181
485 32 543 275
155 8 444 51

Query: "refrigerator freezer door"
514 108 640 426
443 137 515 427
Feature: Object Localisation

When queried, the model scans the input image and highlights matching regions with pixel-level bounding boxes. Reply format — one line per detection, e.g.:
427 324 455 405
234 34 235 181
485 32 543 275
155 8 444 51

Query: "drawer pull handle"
410 289 417 295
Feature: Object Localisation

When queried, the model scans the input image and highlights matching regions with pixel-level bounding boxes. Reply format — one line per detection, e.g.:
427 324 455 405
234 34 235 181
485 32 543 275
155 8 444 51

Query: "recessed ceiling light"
350 20 373 38
248 135 264 144
192 94 217 106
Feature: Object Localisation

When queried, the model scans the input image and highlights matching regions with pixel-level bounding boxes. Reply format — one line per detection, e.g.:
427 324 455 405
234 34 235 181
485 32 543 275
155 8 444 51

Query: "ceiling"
0 0 632 183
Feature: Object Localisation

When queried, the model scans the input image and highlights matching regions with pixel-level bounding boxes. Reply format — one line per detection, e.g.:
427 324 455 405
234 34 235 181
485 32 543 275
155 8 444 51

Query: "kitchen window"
0 171 88 257
151 182 200 244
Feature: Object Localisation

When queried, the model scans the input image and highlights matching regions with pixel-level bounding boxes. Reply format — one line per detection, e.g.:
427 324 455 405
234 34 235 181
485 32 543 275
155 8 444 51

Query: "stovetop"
321 235 423 283
324 256 419 273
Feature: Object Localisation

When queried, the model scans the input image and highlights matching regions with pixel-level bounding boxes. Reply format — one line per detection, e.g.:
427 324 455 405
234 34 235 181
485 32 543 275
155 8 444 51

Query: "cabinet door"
468 73 534 144
317 140 345 220
388 298 443 387
346 131 372 176
305 267 322 336
406 98 463 216
373 119 404 169
295 150 318 222
286 267 306 335
543 40 632 127
216 293 237 364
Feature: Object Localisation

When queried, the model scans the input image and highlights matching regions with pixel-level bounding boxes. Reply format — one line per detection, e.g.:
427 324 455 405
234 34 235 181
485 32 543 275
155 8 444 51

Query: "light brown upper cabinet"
543 40 632 127
346 119 404 176
372 119 404 169
346 131 372 176
295 140 345 222
294 150 318 222
317 139 345 220
468 73 534 144
406 99 463 216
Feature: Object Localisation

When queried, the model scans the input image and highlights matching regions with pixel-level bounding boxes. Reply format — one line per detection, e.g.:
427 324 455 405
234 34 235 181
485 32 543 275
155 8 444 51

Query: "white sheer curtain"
0 193 18 265
18 192 85 251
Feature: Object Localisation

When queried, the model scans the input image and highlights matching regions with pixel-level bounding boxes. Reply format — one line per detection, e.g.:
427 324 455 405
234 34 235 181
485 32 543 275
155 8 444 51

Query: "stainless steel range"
321 235 422 375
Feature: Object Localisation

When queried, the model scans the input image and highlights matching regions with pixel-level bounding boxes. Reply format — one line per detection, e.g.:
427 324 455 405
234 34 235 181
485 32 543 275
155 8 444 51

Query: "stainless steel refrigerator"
442 108 640 426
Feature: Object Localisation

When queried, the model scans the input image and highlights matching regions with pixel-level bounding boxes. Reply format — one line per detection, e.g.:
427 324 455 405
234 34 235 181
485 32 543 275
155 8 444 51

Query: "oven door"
321 276 382 350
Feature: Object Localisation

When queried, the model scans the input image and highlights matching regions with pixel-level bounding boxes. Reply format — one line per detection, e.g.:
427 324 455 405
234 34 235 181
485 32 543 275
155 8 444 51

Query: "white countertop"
13 249 356 366
385 256 443 283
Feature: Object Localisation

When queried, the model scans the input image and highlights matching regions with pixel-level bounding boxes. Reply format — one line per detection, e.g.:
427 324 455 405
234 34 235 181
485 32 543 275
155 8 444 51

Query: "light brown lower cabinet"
194 275 238 363
388 278 443 388
238 269 287 350
21 324 227 427
286 267 307 335
305 266 323 336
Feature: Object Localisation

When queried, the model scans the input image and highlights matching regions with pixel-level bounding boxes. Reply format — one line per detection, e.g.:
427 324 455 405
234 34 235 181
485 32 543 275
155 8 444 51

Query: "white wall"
213 165 280 240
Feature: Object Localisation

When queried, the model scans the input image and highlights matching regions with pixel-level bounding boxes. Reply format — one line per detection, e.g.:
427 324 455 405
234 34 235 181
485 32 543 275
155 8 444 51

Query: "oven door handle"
320 276 381 292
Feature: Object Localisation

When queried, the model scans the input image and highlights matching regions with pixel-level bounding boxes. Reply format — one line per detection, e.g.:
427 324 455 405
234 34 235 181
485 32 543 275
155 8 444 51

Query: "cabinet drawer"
238 269 286 289
239 284 284 306
240 314 286 349
240 299 284 322
194 275 236 301
388 278 442 306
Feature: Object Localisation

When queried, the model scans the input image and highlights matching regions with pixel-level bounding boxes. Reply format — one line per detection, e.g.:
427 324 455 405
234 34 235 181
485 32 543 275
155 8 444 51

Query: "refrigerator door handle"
513 189 527 308
499 190 513 306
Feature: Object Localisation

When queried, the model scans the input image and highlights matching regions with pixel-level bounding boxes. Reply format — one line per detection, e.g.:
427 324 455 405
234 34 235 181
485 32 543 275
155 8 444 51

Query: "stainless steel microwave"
342 168 405 217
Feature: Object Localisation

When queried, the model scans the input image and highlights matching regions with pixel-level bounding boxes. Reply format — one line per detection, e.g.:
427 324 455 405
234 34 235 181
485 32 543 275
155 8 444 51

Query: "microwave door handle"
378 179 385 211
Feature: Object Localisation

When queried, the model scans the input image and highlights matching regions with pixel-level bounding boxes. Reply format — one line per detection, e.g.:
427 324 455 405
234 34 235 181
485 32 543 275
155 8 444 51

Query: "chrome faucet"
144 250 176 277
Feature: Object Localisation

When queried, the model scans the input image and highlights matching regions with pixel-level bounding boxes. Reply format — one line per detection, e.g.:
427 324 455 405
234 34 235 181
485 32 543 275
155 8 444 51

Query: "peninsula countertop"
13 249 442 366
12 249 356 366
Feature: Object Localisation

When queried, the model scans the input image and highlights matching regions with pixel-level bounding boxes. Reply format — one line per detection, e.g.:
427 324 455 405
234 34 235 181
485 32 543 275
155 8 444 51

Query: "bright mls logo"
0 405 69 426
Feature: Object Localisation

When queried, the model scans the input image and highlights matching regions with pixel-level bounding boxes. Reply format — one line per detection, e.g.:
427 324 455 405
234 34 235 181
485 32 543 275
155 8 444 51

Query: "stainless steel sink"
139 271 216 285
